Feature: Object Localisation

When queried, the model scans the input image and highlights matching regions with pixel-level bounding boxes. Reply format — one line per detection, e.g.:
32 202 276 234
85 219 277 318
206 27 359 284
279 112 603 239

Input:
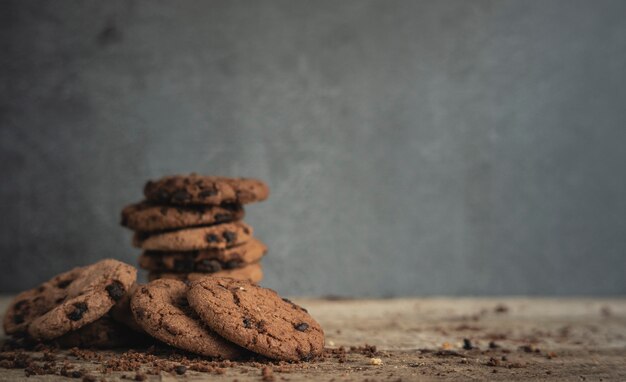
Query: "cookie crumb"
369 358 383 365
261 366 274 381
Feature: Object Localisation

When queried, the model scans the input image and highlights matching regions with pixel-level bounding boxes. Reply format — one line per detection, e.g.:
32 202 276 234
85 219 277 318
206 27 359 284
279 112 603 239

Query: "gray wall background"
1 0 625 296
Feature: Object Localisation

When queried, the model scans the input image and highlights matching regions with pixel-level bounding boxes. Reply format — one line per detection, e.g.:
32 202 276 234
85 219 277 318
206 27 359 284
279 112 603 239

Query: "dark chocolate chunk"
67 302 88 321
13 314 24 324
300 352 314 361
196 259 222 273
223 260 242 270
243 318 252 328
206 234 219 243
199 189 217 198
175 365 187 375
213 213 232 222
223 231 237 243
156 190 170 201
463 338 474 350
294 323 309 332
171 190 191 203
105 281 126 301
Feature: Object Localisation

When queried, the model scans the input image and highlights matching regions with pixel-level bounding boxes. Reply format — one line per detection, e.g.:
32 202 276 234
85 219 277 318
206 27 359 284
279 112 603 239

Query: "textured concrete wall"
1 0 625 296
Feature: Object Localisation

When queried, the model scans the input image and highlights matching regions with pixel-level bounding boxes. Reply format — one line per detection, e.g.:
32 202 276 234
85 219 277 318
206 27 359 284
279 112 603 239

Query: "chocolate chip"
105 281 126 301
213 213 231 222
206 234 219 243
294 322 309 332
223 231 237 243
56 279 72 289
67 302 88 321
463 338 474 350
174 258 195 272
300 352 315 361
14 300 27 310
196 259 222 273
134 307 146 319
171 190 191 203
199 189 217 198
156 190 170 201
223 260 241 270
175 365 187 375
71 370 82 378
243 318 252 328
13 314 24 324
159 207 168 215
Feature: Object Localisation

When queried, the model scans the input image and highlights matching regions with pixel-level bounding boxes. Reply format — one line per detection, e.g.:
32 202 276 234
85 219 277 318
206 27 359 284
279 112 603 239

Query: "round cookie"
133 221 253 251
4 267 82 335
130 279 245 359
26 259 137 340
147 262 264 283
54 315 149 349
144 174 269 205
121 201 244 233
187 278 324 361
139 238 267 272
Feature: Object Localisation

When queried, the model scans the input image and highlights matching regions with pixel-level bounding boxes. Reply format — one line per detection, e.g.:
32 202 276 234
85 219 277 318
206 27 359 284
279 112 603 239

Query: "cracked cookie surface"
139 238 267 272
130 278 246 359
121 201 244 232
147 262 264 283
187 278 324 361
3 259 137 340
133 221 253 251
144 174 269 206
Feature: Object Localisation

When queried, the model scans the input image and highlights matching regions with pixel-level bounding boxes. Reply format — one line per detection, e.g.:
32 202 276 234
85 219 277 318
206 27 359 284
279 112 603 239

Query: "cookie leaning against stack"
121 174 269 283
2 259 143 347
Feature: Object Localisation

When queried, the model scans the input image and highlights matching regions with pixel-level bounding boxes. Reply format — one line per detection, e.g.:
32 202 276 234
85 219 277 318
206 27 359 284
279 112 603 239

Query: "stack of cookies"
121 174 269 283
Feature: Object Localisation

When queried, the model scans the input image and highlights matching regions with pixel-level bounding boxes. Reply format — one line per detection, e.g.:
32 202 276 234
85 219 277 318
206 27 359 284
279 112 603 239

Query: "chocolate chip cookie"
9 259 137 340
133 221 253 251
147 262 264 283
144 174 269 205
4 259 136 340
130 279 246 359
187 278 324 361
138 238 267 272
121 201 244 232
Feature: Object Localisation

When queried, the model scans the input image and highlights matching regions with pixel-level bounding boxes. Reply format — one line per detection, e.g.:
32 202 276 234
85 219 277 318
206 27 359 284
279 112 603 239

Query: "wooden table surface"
1 296 625 381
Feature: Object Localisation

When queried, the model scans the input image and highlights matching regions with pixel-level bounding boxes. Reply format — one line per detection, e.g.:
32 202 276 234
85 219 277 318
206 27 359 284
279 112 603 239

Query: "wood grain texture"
1 296 625 381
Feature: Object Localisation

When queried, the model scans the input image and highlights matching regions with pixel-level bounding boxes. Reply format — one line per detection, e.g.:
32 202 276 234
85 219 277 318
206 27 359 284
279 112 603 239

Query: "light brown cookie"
54 315 150 349
121 201 245 233
133 221 253 251
144 174 269 205
139 238 267 272
147 262 264 283
130 279 246 359
27 259 137 340
4 259 137 340
187 278 324 361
